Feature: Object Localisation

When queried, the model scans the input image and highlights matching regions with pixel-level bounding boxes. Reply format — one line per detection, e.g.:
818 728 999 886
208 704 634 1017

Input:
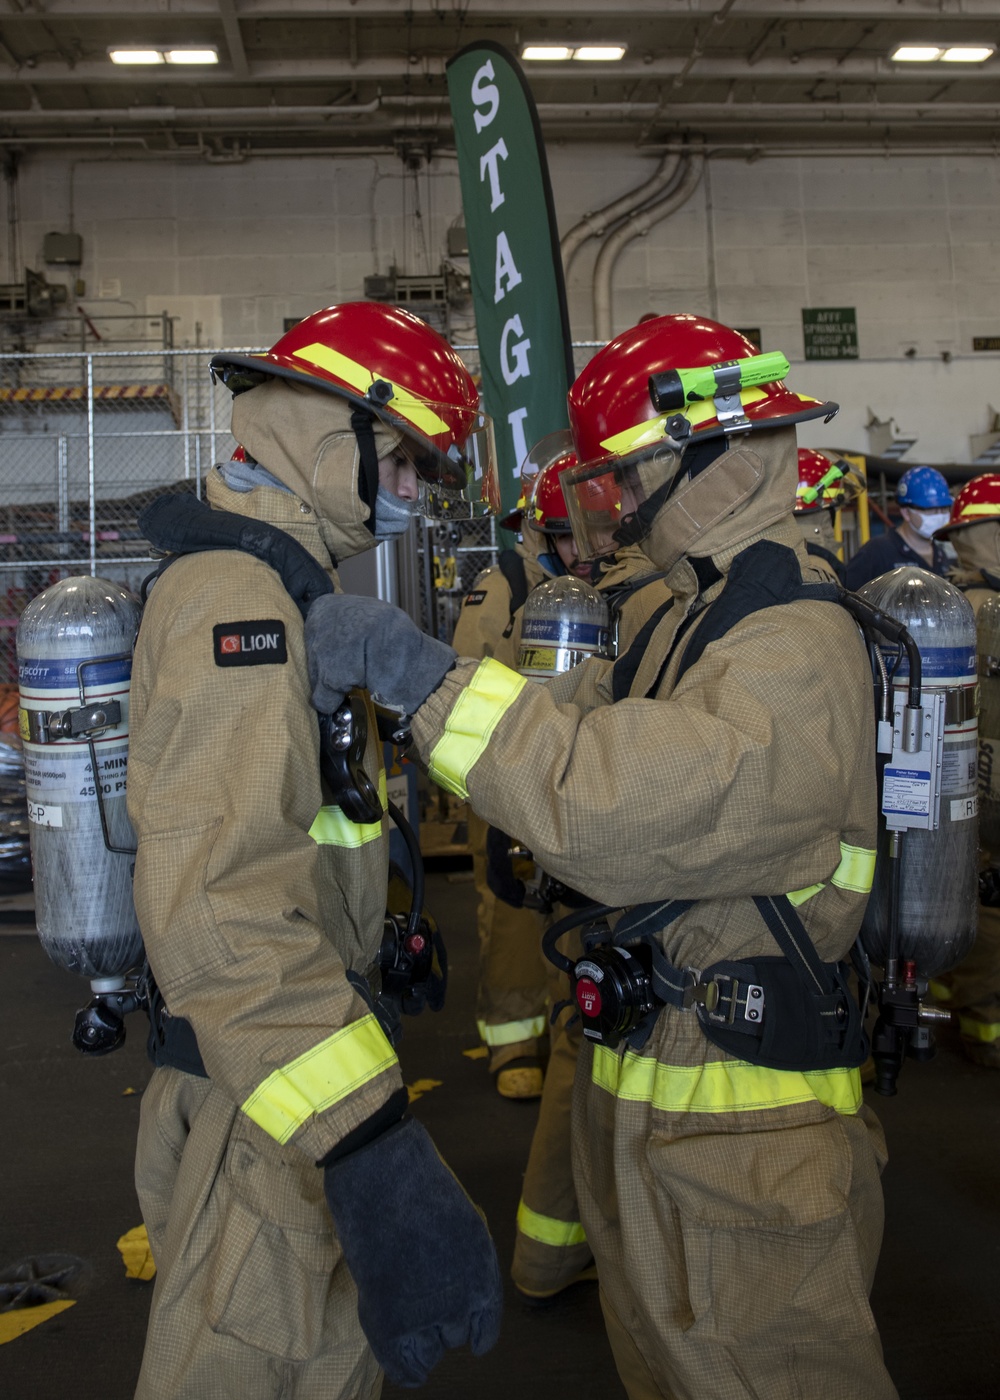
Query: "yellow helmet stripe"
599 387 769 457
293 341 452 439
957 503 1000 519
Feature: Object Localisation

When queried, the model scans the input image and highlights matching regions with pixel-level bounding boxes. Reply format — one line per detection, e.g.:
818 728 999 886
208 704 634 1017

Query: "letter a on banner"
446 42 575 530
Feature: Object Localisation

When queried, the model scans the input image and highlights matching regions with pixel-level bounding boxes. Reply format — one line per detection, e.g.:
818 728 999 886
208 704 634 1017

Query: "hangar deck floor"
1 868 997 1400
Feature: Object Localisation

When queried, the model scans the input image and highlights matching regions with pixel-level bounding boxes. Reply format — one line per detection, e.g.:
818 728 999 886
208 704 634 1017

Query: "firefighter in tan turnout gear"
932 473 1000 1066
306 314 897 1399
126 302 501 1399
452 433 580 1100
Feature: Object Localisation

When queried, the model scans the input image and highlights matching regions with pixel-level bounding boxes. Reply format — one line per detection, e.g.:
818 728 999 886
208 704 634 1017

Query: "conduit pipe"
559 153 682 274
593 152 705 342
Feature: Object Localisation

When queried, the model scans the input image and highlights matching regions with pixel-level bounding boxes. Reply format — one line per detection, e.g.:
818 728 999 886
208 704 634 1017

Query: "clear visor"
393 409 501 520
562 440 681 560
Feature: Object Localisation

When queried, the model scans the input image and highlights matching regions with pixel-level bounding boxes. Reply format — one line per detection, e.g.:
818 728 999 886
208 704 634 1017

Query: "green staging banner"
446 42 575 523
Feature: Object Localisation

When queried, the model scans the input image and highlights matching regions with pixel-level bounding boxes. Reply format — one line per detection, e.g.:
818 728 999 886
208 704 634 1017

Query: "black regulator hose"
387 798 425 942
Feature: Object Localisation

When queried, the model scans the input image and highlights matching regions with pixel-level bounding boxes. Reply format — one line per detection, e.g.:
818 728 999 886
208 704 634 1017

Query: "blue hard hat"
896 466 951 509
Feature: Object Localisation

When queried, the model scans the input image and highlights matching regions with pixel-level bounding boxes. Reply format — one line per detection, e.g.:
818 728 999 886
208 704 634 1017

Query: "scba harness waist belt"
547 894 868 1074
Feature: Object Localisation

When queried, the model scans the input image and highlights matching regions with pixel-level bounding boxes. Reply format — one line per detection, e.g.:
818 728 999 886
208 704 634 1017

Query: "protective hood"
642 425 800 574
517 516 563 579
950 519 1000 589
230 375 404 564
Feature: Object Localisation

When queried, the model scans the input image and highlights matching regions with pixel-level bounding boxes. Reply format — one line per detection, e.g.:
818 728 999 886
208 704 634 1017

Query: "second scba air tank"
517 575 611 682
858 566 978 978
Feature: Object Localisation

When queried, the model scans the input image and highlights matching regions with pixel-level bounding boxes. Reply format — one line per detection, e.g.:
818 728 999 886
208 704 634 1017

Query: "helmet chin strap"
350 407 381 536
614 435 732 549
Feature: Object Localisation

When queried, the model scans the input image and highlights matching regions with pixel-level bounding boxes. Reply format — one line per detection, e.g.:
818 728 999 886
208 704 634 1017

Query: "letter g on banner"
501 316 531 386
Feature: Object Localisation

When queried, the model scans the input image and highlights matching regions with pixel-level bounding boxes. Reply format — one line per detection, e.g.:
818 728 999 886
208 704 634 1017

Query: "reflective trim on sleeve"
958 1014 1000 1044
786 883 825 908
592 1045 862 1116
831 842 876 894
428 658 527 798
517 1199 588 1249
477 1016 547 1048
309 771 387 848
928 979 953 1003
786 841 876 907
241 1014 398 1144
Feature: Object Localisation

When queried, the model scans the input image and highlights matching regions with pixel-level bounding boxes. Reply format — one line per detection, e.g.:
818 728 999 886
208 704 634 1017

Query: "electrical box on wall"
42 231 83 266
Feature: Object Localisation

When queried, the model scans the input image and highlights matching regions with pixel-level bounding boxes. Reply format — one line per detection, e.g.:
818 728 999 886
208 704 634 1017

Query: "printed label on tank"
18 655 132 691
520 617 609 648
951 796 978 822
979 736 1000 800
27 800 63 828
24 745 130 804
880 644 976 681
942 745 978 796
883 767 931 817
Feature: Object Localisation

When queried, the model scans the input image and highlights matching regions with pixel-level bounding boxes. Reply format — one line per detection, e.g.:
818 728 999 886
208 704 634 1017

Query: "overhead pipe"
560 153 682 273
593 152 705 342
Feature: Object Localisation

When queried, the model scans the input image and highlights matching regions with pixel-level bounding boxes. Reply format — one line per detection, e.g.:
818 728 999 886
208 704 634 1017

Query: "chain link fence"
0 340 613 685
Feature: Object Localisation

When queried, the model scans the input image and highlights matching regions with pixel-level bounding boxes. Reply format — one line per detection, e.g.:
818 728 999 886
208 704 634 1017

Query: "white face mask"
911 510 950 540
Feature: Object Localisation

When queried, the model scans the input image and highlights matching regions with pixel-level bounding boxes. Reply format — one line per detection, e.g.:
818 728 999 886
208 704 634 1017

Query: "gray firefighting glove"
322 1115 503 1387
306 592 456 716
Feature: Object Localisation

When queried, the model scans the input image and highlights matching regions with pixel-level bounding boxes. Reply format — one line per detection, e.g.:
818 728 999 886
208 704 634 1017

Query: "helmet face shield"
562 440 682 561
406 408 500 519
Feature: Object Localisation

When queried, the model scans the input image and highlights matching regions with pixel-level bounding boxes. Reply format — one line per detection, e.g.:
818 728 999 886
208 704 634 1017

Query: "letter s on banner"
500 315 532 385
471 61 500 132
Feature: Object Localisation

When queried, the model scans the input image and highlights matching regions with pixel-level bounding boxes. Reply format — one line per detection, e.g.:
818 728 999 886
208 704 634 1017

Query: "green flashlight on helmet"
648 351 792 437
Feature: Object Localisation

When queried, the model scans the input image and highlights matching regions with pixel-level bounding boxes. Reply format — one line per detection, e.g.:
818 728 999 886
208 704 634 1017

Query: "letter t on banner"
446 42 575 532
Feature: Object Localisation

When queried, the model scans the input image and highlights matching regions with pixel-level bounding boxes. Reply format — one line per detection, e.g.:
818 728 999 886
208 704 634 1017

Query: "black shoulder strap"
138 492 334 621
610 597 675 702
675 540 840 686
498 548 530 620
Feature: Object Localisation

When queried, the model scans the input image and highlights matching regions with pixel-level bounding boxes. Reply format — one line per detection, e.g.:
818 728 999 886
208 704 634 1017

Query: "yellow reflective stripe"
477 1016 547 1048
957 503 1000 520
592 1045 862 1116
292 342 451 439
241 1014 397 1144
428 658 526 798
517 1199 588 1248
928 979 952 1003
309 771 387 848
599 388 768 456
786 842 875 907
831 842 876 894
787 883 825 907
958 1014 1000 1043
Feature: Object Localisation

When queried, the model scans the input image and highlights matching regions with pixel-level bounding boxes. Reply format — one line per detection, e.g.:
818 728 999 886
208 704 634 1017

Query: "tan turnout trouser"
134 1066 381 1400
469 809 549 1070
572 1028 898 1400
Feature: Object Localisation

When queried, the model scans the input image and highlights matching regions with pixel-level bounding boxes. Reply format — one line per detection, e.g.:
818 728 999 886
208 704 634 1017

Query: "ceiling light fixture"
521 44 626 62
573 46 627 62
941 46 995 62
108 49 165 65
108 45 219 66
890 43 993 63
164 49 219 65
521 46 574 61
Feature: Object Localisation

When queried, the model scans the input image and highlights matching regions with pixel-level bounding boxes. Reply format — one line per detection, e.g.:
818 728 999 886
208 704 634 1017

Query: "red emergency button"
576 977 602 1019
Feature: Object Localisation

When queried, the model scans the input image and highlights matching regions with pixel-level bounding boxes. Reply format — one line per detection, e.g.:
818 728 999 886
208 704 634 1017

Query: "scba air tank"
976 592 1000 850
858 566 978 977
16 576 144 986
517 575 611 682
